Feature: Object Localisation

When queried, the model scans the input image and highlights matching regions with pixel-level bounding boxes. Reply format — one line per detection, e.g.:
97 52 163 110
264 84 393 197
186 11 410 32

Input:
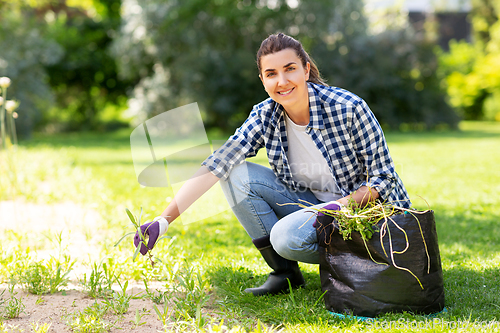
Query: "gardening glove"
313 201 344 228
133 216 169 255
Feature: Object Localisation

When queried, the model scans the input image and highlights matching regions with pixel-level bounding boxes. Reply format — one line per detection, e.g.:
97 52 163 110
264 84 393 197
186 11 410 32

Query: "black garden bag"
315 210 445 318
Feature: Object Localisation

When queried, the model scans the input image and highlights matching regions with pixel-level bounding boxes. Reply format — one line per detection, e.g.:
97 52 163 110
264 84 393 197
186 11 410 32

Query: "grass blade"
114 231 136 247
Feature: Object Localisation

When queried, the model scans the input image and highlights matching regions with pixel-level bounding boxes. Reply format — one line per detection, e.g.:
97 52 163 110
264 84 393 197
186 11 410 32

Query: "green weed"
130 308 149 328
13 232 75 295
64 301 114 333
30 321 52 333
102 279 133 315
0 285 25 320
80 261 116 298
143 278 168 304
16 255 74 295
171 264 211 329
153 303 170 327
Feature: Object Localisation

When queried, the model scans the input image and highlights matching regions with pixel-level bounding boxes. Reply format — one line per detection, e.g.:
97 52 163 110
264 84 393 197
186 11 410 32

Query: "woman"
134 33 411 297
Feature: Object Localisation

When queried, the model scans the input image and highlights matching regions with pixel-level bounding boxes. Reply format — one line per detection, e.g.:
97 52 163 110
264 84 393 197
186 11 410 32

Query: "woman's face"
259 48 310 113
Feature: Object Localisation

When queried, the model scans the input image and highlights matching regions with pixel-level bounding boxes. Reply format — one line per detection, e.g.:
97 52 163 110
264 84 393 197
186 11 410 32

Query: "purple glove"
313 201 343 227
133 217 169 255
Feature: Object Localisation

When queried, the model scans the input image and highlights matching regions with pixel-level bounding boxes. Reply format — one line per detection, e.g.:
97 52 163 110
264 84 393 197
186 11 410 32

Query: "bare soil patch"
0 200 169 332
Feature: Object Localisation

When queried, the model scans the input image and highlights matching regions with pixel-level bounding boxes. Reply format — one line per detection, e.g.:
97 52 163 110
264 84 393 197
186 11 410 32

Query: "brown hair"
256 33 327 86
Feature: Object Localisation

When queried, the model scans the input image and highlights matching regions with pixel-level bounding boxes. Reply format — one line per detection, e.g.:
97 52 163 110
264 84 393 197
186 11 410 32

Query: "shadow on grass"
22 129 134 149
21 128 231 149
206 265 338 330
385 121 500 144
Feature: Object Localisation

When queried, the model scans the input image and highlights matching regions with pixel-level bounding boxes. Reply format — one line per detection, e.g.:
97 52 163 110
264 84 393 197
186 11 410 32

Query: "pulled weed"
115 208 170 268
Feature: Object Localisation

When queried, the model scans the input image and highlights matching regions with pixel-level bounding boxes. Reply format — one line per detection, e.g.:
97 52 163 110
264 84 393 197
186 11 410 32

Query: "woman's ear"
305 62 311 81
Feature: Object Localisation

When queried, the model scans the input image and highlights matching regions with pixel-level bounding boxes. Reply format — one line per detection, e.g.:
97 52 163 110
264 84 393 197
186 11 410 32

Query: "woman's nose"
277 72 288 85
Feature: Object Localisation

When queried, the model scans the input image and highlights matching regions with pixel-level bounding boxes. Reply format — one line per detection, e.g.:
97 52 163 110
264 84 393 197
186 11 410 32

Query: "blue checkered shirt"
202 83 411 208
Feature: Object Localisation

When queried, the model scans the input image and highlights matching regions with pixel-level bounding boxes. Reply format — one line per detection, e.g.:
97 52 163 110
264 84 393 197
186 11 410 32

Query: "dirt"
2 287 166 332
0 200 170 332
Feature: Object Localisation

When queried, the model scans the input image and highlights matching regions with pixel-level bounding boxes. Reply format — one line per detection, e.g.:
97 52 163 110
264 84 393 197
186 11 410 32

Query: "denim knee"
269 223 296 260
269 210 321 264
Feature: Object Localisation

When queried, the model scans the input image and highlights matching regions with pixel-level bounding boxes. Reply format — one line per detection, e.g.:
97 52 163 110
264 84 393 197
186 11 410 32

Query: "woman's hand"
338 186 379 207
133 216 169 255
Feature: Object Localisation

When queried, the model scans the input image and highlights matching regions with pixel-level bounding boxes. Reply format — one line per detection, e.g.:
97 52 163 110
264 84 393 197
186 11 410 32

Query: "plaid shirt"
203 83 411 208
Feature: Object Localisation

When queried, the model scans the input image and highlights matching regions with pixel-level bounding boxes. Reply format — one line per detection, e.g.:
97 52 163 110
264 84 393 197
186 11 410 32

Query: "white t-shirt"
285 113 341 202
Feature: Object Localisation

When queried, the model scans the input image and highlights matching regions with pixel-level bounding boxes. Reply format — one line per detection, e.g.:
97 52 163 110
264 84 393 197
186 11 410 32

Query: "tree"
112 0 368 131
0 0 135 136
42 0 135 131
0 5 63 137
114 0 456 131
438 0 500 121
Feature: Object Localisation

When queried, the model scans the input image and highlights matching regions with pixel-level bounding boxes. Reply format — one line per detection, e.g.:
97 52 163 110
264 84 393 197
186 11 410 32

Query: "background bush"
436 0 500 121
6 0 499 136
0 8 63 138
113 0 457 132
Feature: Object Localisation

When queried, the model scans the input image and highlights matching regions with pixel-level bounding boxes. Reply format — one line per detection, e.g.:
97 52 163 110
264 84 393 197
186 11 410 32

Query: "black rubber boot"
244 235 305 296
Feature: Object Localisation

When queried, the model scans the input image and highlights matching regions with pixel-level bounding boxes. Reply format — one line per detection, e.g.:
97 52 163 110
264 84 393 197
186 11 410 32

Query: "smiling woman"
133 32 411 298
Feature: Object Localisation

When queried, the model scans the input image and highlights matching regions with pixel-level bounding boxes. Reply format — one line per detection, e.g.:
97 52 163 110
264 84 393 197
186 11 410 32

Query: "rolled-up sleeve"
202 107 265 180
350 100 397 202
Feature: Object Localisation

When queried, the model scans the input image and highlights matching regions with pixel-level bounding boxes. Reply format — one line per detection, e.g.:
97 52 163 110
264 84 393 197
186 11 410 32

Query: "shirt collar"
270 82 325 130
307 82 325 130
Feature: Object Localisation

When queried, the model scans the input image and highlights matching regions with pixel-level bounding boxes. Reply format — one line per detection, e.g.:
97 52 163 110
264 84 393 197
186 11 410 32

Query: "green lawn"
1 121 499 332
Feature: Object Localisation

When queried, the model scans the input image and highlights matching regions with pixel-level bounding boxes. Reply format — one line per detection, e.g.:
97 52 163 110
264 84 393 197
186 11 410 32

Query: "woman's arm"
159 165 220 224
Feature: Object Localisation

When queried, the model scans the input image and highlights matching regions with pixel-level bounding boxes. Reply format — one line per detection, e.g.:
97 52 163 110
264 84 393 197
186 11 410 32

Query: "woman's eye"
286 67 295 71
267 72 276 77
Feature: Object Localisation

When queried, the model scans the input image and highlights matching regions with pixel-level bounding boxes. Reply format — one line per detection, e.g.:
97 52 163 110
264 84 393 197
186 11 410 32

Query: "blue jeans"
220 162 340 264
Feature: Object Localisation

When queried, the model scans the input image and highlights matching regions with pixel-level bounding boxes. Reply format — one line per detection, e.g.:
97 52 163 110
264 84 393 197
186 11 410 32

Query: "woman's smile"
277 87 294 96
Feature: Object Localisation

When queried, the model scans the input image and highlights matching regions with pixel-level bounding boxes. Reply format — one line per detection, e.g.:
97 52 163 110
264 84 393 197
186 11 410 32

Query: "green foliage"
80 261 115 298
0 1 132 136
113 0 455 131
437 1 500 121
1 124 499 331
112 0 349 130
64 302 114 333
0 8 63 138
42 0 133 132
319 29 459 130
0 287 25 320
102 280 133 315
15 254 74 295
